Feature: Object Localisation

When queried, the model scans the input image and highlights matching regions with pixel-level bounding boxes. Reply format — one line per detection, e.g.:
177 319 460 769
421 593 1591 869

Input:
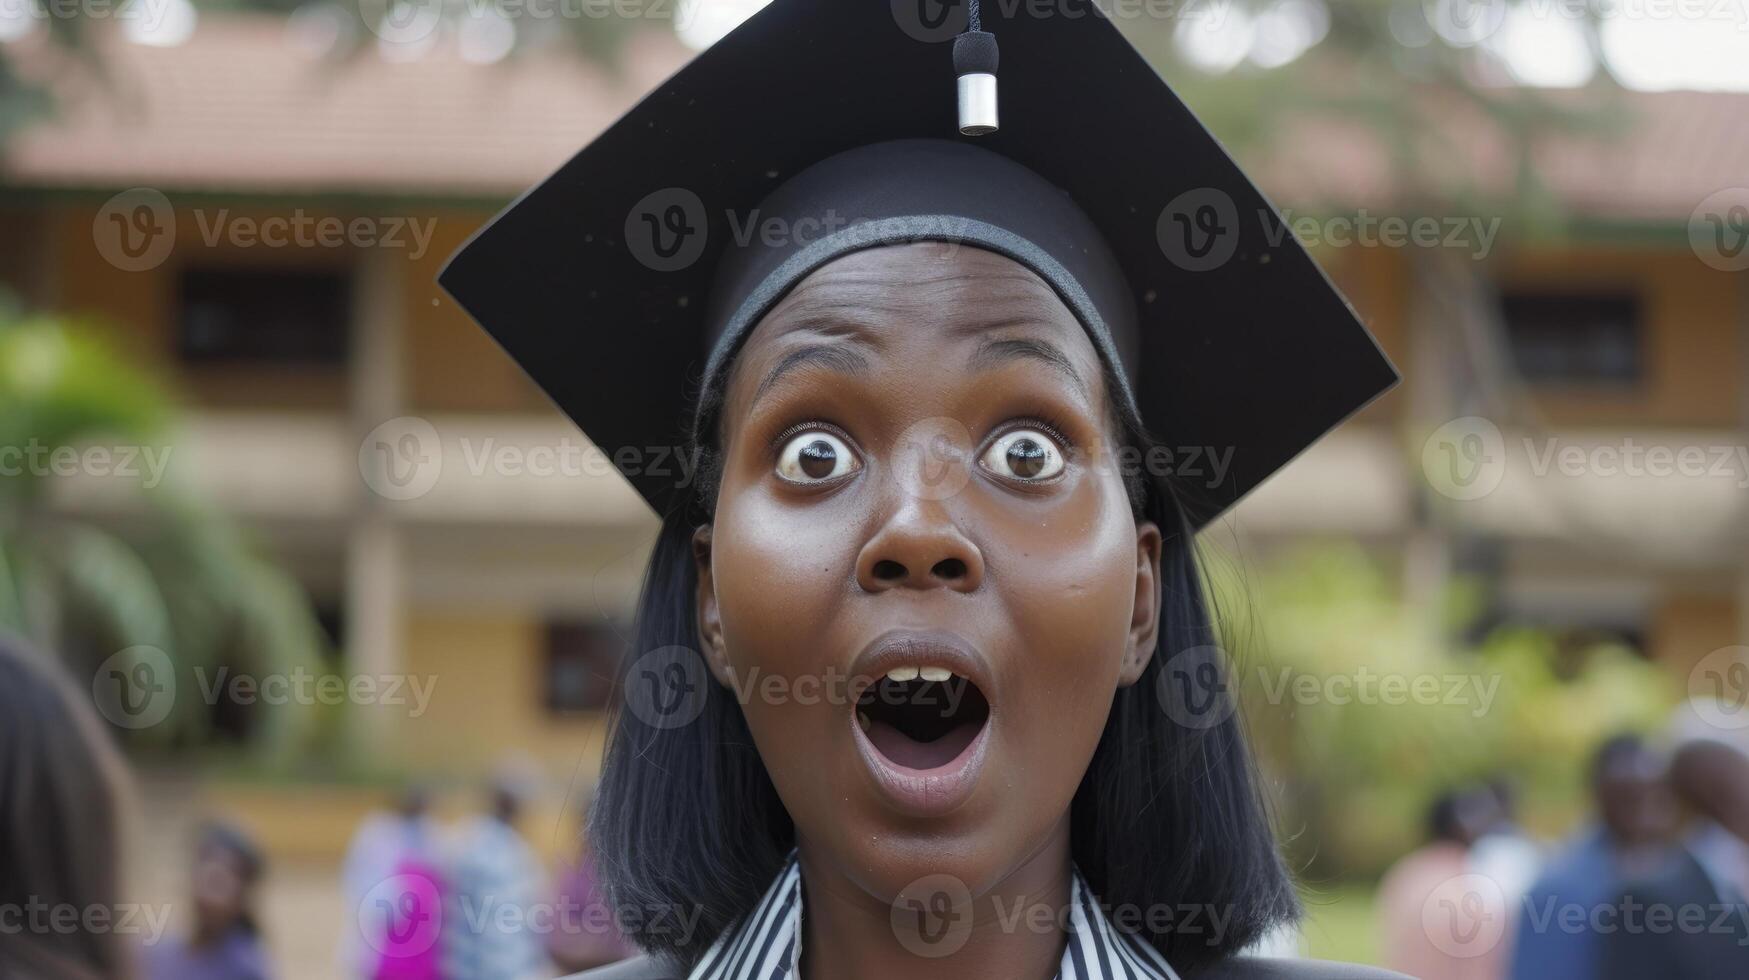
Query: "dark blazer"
567 953 1414 980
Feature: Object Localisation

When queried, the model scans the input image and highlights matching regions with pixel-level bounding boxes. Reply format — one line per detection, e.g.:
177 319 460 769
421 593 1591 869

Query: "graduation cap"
439 0 1398 526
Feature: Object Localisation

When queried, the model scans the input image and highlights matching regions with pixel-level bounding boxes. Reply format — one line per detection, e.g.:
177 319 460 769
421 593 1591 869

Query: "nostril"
931 558 967 581
872 559 907 582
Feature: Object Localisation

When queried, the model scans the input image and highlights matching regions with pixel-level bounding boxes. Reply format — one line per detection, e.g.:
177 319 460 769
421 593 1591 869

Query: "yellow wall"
1496 247 1743 427
399 608 608 783
52 202 352 409
37 201 547 414
403 209 550 414
29 202 1741 430
1323 247 1410 424
1650 592 1742 674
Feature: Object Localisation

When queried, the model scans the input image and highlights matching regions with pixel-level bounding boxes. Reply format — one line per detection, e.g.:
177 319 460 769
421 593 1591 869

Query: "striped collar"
688 851 1181 980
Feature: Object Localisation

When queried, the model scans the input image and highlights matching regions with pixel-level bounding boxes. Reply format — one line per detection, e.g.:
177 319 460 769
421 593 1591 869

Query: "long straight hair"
590 384 1299 975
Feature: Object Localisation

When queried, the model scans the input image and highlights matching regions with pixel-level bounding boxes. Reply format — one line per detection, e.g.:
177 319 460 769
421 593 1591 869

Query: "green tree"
0 303 328 753
1209 542 1673 878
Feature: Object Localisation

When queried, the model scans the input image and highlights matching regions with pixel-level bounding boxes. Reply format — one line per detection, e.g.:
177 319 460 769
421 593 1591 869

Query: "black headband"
696 139 1140 438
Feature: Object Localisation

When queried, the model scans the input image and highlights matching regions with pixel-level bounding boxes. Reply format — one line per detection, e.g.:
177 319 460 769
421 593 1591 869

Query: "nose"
855 498 984 593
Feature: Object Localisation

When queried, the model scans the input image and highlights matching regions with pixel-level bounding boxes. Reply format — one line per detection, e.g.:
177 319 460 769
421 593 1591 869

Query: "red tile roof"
0 13 690 197
1257 88 1749 223
4 13 1744 223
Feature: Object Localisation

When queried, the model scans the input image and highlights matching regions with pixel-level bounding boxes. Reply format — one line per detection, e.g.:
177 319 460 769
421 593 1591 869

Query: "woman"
0 633 134 980
145 822 273 980
440 1 1402 977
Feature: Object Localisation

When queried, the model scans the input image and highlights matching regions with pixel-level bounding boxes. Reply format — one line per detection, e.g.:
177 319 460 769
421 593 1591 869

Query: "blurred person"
1506 733 1683 980
1665 670 1749 901
1469 777 1543 912
1590 696 1749 980
546 800 633 974
1377 787 1503 980
0 632 135 980
343 784 445 979
145 822 273 980
444 770 545 980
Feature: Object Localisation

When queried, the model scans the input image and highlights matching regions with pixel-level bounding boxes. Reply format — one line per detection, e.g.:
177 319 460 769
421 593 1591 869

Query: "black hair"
591 311 1300 975
1590 731 1652 785
1426 791 1467 844
198 820 267 938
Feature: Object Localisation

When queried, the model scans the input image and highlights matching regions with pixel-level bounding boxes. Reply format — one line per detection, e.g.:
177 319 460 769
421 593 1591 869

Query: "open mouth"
856 669 991 771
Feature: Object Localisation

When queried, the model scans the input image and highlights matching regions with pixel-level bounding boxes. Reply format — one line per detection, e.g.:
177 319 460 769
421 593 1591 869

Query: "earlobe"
692 524 734 686
1118 520 1163 687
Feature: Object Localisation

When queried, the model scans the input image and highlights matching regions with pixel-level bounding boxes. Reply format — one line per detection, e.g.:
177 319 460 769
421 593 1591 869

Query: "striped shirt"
688 852 1182 980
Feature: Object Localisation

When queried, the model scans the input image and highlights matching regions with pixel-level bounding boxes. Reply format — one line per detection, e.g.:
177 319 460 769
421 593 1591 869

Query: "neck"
795 816 1073 980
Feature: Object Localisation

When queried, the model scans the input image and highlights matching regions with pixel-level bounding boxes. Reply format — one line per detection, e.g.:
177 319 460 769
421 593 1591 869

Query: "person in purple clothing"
147 822 275 980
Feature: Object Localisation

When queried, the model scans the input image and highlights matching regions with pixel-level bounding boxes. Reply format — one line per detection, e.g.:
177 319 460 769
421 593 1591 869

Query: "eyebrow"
965 336 1089 397
752 342 873 405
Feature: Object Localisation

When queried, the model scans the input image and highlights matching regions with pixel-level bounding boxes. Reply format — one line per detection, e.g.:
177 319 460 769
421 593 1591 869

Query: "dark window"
1499 291 1643 385
545 620 625 715
177 267 351 365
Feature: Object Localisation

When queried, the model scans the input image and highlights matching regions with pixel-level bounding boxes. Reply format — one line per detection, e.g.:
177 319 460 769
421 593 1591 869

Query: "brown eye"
980 429 1065 481
776 430 859 484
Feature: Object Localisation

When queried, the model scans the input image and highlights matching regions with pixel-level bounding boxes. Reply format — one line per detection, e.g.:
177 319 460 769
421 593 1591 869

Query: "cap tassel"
953 2 998 136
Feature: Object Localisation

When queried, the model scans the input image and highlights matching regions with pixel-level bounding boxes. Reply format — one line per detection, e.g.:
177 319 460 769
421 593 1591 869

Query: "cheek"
982 481 1141 774
710 489 859 671
988 479 1140 671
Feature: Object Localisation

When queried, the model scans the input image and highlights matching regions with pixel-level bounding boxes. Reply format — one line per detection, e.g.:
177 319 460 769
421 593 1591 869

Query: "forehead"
722 243 1107 409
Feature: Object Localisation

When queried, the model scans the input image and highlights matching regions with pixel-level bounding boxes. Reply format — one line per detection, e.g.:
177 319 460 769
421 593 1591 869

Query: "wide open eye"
776 429 860 484
980 428 1066 481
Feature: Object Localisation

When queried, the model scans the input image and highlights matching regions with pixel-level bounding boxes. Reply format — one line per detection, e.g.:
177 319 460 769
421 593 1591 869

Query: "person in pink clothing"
1377 788 1508 980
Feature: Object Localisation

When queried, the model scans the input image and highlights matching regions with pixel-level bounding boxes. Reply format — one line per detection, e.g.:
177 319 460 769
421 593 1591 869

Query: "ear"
692 524 733 687
1118 520 1163 687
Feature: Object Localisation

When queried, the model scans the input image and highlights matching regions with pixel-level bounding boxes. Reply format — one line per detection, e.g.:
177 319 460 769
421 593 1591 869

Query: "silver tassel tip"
957 73 999 136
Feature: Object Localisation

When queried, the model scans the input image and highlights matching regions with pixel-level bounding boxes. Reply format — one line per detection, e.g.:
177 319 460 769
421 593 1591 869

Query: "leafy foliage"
1209 542 1673 878
0 305 330 754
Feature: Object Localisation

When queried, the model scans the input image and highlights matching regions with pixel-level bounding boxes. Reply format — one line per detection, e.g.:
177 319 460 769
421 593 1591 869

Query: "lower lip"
850 712 992 818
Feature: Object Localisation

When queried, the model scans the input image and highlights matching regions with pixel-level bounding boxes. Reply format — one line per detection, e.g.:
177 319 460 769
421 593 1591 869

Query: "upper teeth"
886 665 955 683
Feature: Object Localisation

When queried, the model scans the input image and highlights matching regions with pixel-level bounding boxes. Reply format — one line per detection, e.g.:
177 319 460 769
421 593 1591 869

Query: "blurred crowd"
1378 719 1749 980
0 632 632 980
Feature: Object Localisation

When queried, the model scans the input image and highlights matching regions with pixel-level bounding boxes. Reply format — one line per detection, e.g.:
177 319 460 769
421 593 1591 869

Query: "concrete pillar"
345 246 408 755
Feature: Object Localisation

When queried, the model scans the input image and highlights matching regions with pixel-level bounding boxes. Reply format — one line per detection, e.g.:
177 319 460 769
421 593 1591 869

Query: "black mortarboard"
439 0 1398 526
